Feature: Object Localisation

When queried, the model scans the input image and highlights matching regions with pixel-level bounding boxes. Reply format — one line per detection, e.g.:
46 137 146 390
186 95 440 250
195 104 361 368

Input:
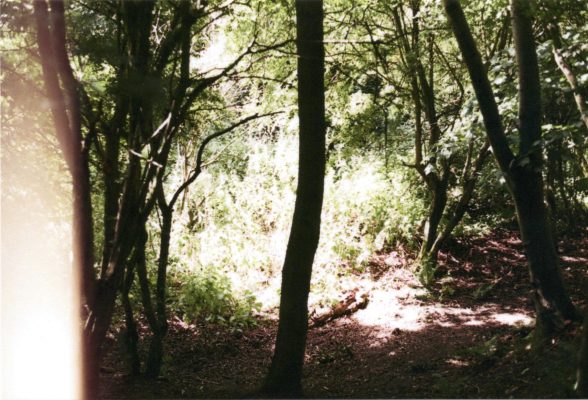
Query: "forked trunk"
443 0 577 339
418 180 448 286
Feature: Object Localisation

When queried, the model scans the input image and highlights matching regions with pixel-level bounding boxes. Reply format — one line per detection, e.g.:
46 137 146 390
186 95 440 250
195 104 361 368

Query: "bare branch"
168 111 282 208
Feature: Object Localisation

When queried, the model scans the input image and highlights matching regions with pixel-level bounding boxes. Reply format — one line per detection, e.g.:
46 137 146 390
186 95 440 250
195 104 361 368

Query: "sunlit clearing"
352 287 427 331
1 131 81 399
349 274 533 332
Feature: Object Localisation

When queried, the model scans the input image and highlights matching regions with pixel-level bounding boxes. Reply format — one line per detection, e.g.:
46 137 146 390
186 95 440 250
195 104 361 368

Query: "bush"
178 266 261 330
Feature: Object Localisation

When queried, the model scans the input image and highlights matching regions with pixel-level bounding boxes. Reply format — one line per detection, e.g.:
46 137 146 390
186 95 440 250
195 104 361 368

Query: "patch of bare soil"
99 228 588 399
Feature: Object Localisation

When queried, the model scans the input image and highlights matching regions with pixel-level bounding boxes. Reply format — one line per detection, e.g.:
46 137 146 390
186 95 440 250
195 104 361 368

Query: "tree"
262 0 326 396
443 0 578 339
387 1 492 284
33 0 284 390
537 1 588 227
318 0 494 284
137 112 276 378
577 313 588 397
32 1 95 397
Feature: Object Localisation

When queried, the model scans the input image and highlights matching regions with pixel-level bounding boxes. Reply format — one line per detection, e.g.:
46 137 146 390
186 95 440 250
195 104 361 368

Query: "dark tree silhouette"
262 0 326 396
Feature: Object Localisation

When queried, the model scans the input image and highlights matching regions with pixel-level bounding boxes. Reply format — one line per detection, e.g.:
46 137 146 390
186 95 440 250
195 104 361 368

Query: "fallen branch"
309 290 369 328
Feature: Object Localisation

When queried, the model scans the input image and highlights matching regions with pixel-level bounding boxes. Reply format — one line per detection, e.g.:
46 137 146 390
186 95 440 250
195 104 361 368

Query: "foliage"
163 130 426 309
4 0 588 379
178 266 261 330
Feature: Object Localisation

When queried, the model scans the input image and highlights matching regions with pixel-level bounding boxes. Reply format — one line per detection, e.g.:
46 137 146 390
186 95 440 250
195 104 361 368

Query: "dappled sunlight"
351 287 426 331
561 255 588 265
445 358 471 367
347 268 533 334
352 289 533 332
492 312 533 326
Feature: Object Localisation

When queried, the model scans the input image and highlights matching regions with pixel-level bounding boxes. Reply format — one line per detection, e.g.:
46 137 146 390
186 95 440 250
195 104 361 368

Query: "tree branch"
169 111 282 208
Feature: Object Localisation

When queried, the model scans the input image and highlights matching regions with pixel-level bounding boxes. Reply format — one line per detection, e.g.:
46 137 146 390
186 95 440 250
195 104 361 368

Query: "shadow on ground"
99 228 588 399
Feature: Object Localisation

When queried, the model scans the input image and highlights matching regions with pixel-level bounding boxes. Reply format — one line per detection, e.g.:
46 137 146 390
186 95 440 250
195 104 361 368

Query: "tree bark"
262 0 326 396
145 206 172 378
121 262 140 376
443 0 578 335
33 2 96 397
577 312 588 397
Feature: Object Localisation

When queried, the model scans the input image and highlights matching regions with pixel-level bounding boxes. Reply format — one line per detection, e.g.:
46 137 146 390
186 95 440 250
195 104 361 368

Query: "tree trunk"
511 169 577 336
418 179 448 286
510 0 577 324
577 312 588 397
34 2 97 397
426 141 491 267
121 262 140 376
145 207 172 378
262 0 326 396
443 0 577 336
84 155 143 392
133 223 165 378
101 110 123 274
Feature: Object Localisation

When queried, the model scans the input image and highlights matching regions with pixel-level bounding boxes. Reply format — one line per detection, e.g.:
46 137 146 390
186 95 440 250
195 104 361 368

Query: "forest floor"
99 228 588 399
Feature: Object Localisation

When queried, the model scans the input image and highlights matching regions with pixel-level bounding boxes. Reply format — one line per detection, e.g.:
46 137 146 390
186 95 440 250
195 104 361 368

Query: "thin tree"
443 0 578 339
389 2 492 283
262 0 326 396
133 113 277 378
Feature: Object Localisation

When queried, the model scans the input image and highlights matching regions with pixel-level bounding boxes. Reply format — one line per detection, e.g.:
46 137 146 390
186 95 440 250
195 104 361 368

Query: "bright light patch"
191 22 232 74
348 277 533 333
351 288 426 331
1 133 81 399
492 312 533 326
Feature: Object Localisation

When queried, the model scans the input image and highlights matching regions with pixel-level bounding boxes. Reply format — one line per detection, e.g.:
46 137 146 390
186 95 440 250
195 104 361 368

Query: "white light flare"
1 142 81 399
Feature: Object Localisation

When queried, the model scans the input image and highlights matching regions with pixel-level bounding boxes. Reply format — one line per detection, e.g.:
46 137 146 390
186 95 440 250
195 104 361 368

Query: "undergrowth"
157 134 425 322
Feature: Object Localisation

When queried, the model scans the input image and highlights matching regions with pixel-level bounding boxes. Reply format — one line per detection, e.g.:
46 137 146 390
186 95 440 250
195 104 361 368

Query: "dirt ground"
99 228 588 399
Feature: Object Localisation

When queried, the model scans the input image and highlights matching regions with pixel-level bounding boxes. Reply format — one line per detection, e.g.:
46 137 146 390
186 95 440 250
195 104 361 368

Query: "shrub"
178 266 261 330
